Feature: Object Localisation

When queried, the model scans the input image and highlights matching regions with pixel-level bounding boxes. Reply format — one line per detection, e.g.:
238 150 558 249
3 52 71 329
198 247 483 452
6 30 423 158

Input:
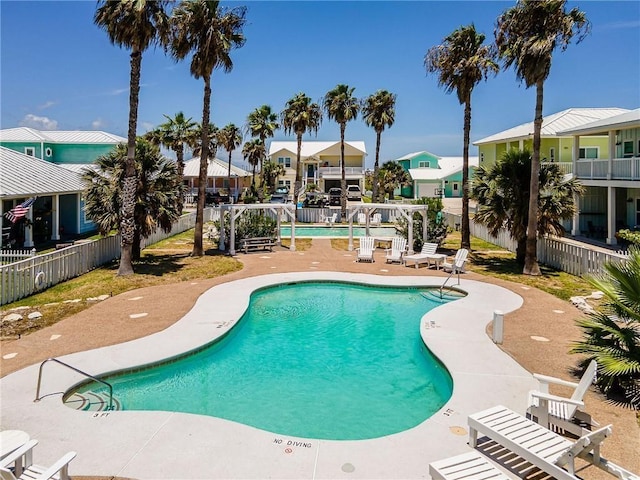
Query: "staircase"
64 391 121 411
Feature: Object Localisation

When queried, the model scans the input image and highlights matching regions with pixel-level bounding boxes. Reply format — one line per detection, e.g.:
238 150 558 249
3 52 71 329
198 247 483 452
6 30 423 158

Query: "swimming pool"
280 225 397 237
68 282 454 440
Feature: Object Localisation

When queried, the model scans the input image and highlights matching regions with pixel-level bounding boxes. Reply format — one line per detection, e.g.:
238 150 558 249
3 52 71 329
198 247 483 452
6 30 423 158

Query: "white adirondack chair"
385 237 407 264
527 360 598 437
0 440 76 480
356 237 375 262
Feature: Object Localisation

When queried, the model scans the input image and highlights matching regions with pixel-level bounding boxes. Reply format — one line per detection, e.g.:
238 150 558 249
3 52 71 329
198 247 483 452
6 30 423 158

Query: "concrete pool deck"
1 239 639 479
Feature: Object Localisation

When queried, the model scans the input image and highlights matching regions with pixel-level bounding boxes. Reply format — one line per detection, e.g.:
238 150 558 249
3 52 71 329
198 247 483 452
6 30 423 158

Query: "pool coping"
0 272 537 479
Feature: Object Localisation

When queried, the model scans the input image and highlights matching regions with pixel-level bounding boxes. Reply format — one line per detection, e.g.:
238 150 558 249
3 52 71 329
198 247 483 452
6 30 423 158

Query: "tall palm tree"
217 123 243 196
169 0 246 256
425 24 499 251
361 90 396 203
83 139 183 261
94 0 170 275
246 105 279 179
471 149 584 264
281 93 323 209
572 246 640 408
242 139 264 188
495 0 590 275
323 84 360 218
144 111 197 213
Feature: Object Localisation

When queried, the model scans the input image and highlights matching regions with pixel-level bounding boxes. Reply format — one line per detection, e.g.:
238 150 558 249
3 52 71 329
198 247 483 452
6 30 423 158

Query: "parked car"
269 194 287 204
302 192 327 208
275 186 290 195
329 188 341 206
347 185 362 201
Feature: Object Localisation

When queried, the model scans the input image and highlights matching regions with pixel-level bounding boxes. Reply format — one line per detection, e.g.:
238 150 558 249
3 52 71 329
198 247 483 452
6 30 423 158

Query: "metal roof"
57 163 100 174
474 108 630 145
182 157 251 178
0 147 86 198
393 151 440 162
0 127 126 144
268 141 367 157
409 156 479 181
557 108 640 136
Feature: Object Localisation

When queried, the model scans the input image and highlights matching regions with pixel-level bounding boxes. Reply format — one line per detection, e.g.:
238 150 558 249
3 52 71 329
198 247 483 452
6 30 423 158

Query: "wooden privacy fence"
1 208 214 306
443 212 628 277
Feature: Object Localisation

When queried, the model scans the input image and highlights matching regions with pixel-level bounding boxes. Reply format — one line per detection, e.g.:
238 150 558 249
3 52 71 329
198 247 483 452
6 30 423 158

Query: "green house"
395 151 479 199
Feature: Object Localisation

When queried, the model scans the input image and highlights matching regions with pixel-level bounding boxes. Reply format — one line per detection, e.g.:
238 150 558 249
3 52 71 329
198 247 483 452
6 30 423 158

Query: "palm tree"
94 0 170 275
361 90 396 203
323 84 360 218
217 123 243 196
83 139 183 260
571 246 640 408
471 149 584 264
169 0 246 256
246 105 279 179
495 0 590 275
242 139 264 189
261 160 286 193
281 92 323 208
425 24 498 251
378 161 411 201
144 111 197 213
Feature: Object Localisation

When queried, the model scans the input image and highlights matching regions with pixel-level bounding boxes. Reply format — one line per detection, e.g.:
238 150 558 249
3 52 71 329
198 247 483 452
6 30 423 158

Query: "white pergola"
346 203 428 255
220 204 297 255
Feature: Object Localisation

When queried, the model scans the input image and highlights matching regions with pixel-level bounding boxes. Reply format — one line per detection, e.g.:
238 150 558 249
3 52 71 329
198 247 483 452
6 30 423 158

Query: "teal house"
0 128 125 248
395 151 479 199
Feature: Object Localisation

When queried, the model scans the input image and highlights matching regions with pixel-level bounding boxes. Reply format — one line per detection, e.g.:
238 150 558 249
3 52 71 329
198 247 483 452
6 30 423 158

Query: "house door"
306 164 315 185
452 182 460 197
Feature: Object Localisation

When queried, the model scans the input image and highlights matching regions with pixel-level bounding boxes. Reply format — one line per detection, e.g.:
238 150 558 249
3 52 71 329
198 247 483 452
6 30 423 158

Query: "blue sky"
1 1 639 170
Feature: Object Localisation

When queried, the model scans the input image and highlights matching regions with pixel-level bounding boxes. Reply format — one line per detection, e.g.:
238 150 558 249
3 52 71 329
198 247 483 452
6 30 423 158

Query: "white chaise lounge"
403 242 438 269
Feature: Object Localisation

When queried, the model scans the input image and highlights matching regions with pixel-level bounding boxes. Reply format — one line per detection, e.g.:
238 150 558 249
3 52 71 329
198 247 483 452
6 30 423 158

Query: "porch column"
572 135 580 178
51 194 60 241
441 179 446 199
606 186 617 245
24 206 34 248
607 130 615 180
571 193 580 236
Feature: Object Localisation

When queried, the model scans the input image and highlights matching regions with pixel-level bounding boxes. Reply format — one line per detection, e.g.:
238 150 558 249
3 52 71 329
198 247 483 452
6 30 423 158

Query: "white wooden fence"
1 208 214 306
0 248 36 265
443 212 629 276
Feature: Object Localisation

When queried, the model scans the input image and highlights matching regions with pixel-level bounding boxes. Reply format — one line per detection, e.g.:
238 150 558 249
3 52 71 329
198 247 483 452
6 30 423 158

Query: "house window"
622 141 634 158
549 147 555 162
418 161 431 168
453 183 459 191
480 152 484 163
578 147 598 160
24 147 35 156
278 157 291 168
45 147 53 157
278 180 291 187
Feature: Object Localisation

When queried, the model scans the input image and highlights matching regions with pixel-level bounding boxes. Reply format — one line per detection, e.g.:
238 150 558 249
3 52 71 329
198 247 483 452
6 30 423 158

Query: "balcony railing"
575 157 640 181
542 162 573 175
319 166 364 176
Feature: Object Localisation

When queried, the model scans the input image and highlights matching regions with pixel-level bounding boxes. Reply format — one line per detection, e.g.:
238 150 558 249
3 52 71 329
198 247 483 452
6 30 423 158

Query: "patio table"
425 253 447 270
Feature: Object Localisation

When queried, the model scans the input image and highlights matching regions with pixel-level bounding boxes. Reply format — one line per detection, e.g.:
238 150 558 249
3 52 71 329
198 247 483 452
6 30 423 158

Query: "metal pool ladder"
34 357 113 410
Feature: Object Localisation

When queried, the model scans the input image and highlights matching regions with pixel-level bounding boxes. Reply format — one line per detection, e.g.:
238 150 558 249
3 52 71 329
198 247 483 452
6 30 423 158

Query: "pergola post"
218 207 226 251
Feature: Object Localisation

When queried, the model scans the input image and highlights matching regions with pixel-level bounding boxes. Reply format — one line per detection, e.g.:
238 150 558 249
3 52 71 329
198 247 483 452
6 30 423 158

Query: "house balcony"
542 161 573 175
575 157 640 181
319 166 364 178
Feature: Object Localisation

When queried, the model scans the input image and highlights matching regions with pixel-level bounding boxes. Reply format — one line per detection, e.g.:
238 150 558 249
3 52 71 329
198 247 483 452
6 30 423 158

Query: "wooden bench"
240 237 276 254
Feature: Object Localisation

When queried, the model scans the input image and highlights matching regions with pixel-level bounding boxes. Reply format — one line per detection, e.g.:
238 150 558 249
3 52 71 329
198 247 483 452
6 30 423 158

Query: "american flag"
4 197 37 223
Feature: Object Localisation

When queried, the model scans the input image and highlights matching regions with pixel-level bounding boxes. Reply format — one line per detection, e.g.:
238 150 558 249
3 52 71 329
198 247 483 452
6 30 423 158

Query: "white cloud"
110 87 129 96
19 114 58 130
598 20 640 31
38 100 57 110
141 122 155 132
92 118 106 129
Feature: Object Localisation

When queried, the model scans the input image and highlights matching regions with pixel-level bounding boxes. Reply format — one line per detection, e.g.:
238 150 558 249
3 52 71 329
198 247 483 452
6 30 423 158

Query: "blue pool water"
280 226 396 237
72 282 454 440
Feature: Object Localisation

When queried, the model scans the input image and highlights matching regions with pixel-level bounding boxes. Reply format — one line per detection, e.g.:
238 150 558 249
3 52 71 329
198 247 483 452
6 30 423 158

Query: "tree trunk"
372 130 381 202
340 123 346 219
461 97 471 250
516 237 527 265
294 134 303 212
176 144 184 214
523 80 543 276
117 48 141 276
133 228 141 261
193 75 211 257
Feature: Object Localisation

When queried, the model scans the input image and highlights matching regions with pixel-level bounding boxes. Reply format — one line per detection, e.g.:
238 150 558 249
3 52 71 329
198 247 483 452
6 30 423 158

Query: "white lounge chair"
468 405 636 480
527 360 598 437
370 213 382 226
443 248 469 274
357 213 367 225
385 237 407 264
324 212 337 225
356 237 375 263
403 242 438 269
0 440 76 480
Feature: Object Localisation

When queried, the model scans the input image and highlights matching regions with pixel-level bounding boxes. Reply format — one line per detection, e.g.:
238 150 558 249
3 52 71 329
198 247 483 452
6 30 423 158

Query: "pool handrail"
34 357 113 410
